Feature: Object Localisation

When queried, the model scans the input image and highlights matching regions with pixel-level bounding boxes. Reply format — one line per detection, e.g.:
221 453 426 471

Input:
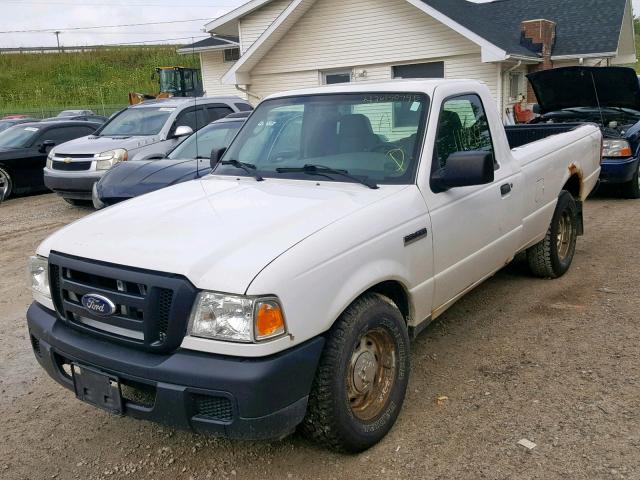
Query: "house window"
392 62 445 79
509 73 524 101
322 70 352 85
224 48 240 62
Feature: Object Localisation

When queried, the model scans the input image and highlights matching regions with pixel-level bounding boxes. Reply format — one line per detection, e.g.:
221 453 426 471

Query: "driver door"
422 87 521 312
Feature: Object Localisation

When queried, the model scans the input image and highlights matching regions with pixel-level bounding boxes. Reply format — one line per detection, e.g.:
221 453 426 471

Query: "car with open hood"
92 112 249 209
27 80 601 451
528 66 640 197
43 96 252 205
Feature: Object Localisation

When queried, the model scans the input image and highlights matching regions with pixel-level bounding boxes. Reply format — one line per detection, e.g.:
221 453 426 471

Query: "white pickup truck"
27 80 601 452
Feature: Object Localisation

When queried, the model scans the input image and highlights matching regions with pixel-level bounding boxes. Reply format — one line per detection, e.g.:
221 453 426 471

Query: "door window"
206 105 234 123
175 107 208 131
433 94 495 170
41 126 90 145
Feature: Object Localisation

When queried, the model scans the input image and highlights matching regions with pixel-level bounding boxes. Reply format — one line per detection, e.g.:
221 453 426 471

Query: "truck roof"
263 79 482 100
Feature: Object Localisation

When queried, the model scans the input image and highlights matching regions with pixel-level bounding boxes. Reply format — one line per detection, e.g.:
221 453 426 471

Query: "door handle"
500 183 513 196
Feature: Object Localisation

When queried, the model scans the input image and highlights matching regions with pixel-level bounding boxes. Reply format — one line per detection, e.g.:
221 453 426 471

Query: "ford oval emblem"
81 293 116 316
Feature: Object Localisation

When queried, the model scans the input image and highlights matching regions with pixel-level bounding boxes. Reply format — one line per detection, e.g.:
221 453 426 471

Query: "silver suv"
43 96 251 204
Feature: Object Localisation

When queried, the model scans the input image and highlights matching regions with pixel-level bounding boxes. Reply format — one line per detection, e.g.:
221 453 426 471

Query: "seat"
435 110 463 168
337 114 378 153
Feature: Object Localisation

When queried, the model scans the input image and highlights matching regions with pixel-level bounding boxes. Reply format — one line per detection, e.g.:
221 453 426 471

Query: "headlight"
188 292 286 343
95 149 128 170
602 139 632 157
46 153 53 169
28 255 54 310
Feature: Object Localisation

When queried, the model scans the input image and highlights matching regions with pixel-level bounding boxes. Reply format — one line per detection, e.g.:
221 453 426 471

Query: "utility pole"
54 31 61 52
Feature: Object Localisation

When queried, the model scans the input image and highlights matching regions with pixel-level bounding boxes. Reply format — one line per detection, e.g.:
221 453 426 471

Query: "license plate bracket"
72 364 123 415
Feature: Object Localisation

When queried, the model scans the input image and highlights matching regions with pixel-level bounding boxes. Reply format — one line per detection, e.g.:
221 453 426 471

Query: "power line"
0 18 214 34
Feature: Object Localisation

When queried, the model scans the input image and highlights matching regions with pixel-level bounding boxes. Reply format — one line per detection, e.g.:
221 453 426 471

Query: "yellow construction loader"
129 67 204 105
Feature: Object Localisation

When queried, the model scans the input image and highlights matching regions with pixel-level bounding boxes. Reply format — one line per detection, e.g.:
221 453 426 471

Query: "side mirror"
173 125 193 138
210 147 227 169
431 151 494 192
39 140 56 153
532 104 541 114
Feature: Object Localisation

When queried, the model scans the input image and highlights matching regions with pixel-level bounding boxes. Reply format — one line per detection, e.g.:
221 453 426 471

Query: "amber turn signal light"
255 301 286 340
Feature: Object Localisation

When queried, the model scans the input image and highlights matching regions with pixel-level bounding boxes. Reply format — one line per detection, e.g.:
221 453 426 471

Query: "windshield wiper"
276 164 379 189
221 159 264 181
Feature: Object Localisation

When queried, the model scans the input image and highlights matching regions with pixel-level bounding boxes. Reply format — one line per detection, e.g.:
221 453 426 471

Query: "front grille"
193 395 233 422
52 160 92 171
49 252 197 353
55 153 91 159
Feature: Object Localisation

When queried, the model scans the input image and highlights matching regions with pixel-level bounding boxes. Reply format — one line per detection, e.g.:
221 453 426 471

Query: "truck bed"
505 123 586 149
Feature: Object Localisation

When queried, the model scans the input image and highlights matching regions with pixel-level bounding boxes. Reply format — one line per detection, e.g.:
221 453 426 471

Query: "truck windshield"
0 125 39 148
214 92 429 185
169 122 242 159
99 107 174 137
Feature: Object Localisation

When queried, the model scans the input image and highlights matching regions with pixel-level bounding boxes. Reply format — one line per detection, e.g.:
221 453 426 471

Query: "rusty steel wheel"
348 328 397 422
556 209 575 263
302 292 410 452
527 190 578 278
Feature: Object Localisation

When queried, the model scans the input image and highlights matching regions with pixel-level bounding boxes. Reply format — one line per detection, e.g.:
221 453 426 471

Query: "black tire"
0 166 13 200
63 198 92 207
301 292 410 452
527 190 578 279
621 162 640 199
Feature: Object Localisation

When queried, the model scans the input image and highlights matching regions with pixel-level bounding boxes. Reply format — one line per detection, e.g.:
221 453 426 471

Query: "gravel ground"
0 192 638 480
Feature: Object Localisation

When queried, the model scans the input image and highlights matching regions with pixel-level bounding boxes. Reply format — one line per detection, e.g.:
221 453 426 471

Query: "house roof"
177 35 239 54
218 0 634 84
421 0 628 58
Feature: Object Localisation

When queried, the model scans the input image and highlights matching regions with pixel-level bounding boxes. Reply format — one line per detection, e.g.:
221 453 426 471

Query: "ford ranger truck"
27 80 602 452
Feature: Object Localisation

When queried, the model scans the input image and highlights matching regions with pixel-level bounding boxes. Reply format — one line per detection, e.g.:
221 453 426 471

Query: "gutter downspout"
503 60 522 124
235 84 262 102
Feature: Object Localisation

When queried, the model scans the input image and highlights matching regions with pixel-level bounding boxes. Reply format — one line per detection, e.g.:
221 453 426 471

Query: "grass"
0 46 199 117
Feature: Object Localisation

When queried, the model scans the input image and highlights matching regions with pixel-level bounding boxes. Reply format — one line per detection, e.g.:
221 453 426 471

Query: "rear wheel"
0 166 12 200
621 162 640 199
301 293 410 452
527 190 578 278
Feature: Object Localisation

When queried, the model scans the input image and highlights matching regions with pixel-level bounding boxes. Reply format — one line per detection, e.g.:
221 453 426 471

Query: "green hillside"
0 46 199 117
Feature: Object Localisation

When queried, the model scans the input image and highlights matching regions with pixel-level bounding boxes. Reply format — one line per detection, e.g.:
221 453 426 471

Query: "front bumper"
44 168 104 199
27 302 324 440
599 156 639 184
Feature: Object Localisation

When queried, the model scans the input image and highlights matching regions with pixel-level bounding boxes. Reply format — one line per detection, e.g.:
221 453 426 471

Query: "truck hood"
527 67 640 114
51 134 161 155
39 176 405 293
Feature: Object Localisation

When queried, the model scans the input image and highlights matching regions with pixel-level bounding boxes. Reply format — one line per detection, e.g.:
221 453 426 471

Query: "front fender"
246 186 433 347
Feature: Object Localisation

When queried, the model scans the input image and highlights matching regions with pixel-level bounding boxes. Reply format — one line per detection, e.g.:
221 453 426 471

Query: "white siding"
250 70 319 99
239 0 292 53
200 51 246 98
252 0 478 76
250 54 500 106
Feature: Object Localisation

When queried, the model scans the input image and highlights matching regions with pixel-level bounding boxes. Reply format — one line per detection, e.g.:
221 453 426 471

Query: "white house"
180 0 637 120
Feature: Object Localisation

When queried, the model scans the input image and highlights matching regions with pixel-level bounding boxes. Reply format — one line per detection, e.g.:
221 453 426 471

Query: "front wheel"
0 166 13 200
527 190 578 278
621 162 640 199
301 293 410 452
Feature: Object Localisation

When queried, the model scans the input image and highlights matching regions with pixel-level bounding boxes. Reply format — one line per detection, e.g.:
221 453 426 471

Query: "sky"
0 0 638 49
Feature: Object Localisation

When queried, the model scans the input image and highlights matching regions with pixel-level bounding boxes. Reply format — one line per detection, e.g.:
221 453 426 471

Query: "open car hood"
527 67 640 114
